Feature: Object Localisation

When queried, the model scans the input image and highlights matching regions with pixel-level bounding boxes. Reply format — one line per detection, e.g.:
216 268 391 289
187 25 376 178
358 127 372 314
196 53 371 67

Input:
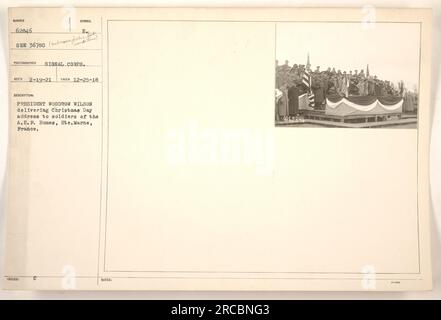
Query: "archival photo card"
4 7 432 291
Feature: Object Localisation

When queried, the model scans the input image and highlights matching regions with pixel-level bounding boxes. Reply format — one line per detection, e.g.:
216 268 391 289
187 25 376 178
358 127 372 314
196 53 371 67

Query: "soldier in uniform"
275 84 289 121
311 75 325 110
367 76 375 96
287 84 300 117
357 77 368 96
374 76 382 96
341 71 349 97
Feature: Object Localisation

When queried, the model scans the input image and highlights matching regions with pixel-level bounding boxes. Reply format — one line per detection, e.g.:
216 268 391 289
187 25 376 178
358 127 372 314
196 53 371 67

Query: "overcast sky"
276 22 420 90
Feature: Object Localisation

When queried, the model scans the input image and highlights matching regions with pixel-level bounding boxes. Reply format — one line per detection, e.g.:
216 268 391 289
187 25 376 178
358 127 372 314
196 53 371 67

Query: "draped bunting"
325 95 403 116
326 94 403 106
327 94 377 105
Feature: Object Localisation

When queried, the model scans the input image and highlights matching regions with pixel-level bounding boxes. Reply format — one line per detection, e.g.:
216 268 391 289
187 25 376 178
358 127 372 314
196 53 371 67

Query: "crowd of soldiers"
276 60 406 112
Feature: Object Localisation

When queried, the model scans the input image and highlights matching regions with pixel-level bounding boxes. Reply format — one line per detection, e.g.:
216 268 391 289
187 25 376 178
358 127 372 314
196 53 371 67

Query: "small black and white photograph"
275 22 420 128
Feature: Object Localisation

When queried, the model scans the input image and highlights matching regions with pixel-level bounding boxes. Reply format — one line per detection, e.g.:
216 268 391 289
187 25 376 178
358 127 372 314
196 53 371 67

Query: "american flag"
302 69 315 108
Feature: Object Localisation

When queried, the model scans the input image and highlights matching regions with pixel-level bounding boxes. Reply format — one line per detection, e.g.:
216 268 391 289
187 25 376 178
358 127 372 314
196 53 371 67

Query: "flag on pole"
366 64 370 77
301 69 315 108
302 69 310 88
306 53 311 71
